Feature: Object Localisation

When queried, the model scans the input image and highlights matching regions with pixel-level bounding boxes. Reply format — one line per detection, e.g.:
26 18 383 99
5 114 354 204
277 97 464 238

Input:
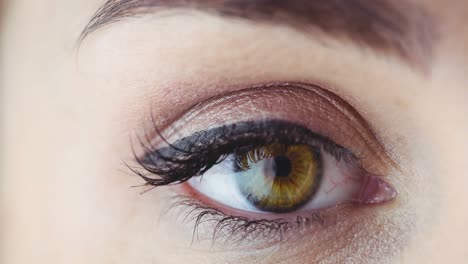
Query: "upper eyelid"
129 79 399 188
165 195 333 248
144 82 394 167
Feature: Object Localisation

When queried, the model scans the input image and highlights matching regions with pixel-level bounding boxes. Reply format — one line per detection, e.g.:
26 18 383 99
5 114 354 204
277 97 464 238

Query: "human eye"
186 122 395 215
129 82 397 247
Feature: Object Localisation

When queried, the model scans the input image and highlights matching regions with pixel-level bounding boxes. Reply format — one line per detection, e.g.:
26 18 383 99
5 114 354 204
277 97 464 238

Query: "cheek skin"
156 183 411 264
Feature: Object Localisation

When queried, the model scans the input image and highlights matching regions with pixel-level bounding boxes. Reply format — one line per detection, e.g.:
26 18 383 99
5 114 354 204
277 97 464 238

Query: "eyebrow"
80 0 435 69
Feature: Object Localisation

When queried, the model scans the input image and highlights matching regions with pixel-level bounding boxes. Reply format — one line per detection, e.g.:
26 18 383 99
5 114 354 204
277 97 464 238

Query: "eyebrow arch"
80 0 436 70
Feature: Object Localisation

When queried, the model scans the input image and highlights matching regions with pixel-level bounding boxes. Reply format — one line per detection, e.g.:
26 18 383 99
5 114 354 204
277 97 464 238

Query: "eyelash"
128 119 367 245
130 119 362 187
164 195 355 246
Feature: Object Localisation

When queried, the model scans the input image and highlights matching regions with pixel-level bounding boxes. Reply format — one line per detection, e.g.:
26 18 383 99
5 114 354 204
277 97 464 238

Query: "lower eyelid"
178 176 358 222
160 190 387 253
159 192 407 264
181 174 395 223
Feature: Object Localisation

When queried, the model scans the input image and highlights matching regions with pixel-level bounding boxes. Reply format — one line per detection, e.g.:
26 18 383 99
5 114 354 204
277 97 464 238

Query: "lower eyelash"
163 195 342 248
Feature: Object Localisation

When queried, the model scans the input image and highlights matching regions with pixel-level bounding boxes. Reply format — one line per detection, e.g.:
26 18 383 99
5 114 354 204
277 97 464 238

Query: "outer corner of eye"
355 174 397 205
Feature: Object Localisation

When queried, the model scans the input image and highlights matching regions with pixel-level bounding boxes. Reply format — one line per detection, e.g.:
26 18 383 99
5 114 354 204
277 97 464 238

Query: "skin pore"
2 0 468 263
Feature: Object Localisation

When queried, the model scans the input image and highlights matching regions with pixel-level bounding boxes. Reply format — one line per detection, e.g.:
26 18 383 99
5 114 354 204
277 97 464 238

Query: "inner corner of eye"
183 142 397 217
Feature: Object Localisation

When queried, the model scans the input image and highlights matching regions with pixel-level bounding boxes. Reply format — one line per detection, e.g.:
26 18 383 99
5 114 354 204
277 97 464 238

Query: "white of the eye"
187 156 260 212
302 154 361 209
187 149 362 213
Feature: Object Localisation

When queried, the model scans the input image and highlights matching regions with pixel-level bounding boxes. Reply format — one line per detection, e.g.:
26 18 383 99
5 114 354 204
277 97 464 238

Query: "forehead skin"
2 0 468 264
79 0 436 69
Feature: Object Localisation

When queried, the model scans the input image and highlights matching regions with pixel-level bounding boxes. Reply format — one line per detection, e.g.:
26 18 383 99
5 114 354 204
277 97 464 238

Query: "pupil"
273 156 292 177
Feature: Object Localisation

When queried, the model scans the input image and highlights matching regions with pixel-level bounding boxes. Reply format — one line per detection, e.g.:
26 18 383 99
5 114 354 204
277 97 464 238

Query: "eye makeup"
134 120 357 187
127 81 399 250
162 194 353 247
137 82 394 175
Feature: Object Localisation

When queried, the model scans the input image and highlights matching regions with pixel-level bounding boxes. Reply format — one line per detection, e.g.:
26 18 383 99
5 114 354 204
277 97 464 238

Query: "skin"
2 0 468 263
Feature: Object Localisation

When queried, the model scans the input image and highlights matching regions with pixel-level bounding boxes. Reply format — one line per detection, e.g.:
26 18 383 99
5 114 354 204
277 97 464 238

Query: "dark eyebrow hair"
80 0 436 69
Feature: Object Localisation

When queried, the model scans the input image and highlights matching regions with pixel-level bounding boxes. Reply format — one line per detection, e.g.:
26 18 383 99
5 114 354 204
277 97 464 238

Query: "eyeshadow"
127 81 406 261
142 82 394 174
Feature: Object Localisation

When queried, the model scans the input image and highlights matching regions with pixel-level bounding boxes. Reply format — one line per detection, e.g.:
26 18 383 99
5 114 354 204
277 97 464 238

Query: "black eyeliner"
130 119 358 187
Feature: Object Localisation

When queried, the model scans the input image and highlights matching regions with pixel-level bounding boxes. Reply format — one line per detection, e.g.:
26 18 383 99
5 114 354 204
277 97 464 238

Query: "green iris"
235 143 323 212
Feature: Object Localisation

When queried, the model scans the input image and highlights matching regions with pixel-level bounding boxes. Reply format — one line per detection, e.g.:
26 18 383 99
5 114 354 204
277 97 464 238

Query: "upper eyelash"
233 144 322 172
129 119 361 187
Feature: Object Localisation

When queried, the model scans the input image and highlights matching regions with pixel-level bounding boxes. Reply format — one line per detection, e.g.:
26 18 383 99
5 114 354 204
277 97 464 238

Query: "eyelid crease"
146 82 396 170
